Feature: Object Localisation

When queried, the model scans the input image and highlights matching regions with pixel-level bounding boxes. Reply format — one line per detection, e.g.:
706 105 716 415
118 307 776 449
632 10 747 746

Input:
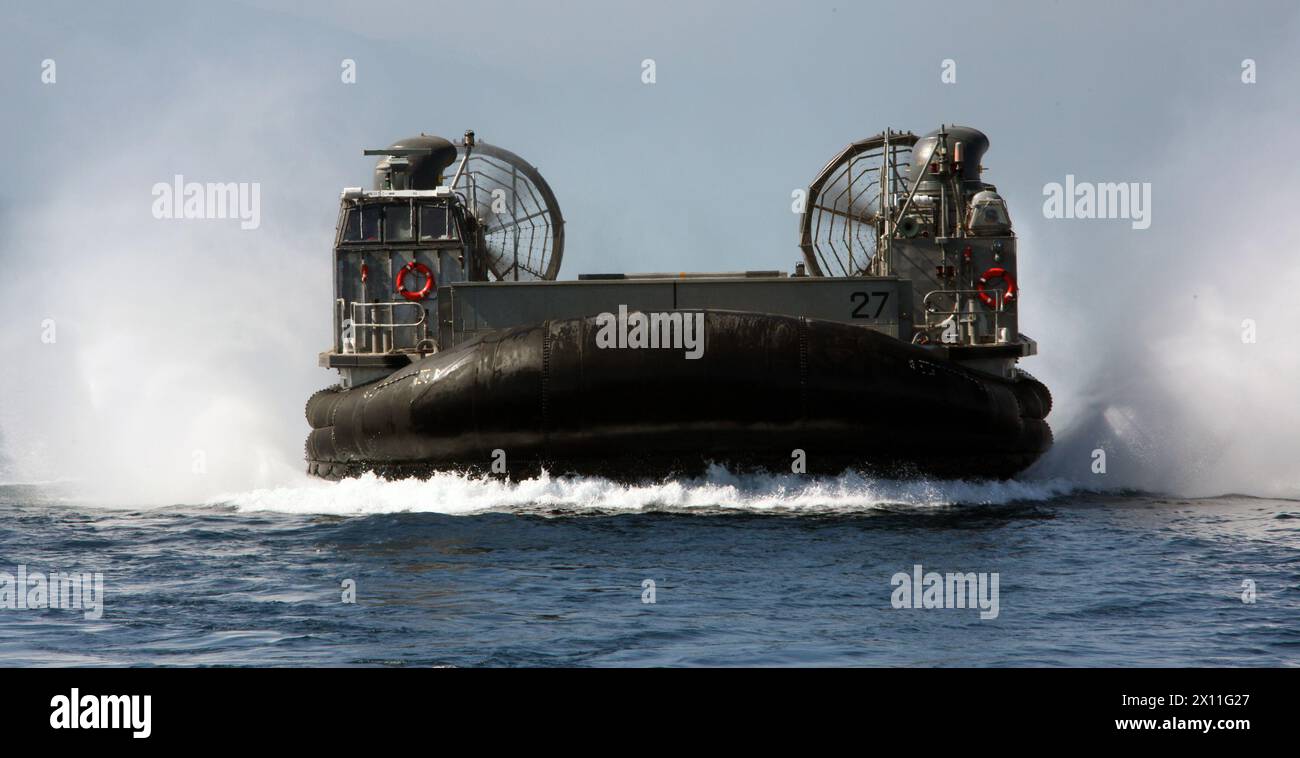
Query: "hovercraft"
306 127 1051 480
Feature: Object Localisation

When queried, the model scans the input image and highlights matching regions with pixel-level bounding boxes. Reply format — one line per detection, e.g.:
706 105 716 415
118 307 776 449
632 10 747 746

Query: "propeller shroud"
799 131 917 277
457 142 565 281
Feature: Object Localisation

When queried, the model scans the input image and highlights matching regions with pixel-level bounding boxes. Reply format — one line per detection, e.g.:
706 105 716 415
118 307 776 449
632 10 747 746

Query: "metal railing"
338 300 431 354
920 289 1015 346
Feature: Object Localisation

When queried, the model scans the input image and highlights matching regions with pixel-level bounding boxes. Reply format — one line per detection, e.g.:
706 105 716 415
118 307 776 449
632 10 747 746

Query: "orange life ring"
396 261 435 301
977 267 1016 308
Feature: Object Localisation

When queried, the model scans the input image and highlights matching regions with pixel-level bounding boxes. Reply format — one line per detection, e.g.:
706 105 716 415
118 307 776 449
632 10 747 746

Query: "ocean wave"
211 466 1080 517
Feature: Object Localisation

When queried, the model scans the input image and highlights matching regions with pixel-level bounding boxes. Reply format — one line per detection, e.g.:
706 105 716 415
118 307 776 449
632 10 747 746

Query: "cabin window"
419 205 453 241
344 205 382 241
342 209 361 241
384 202 414 242
345 203 452 243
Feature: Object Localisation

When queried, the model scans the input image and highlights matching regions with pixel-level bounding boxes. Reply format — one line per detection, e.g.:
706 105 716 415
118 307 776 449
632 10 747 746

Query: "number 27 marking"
850 291 890 319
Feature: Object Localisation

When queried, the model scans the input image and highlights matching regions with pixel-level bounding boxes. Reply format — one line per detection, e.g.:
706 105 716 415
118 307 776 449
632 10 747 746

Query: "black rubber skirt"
306 311 1051 480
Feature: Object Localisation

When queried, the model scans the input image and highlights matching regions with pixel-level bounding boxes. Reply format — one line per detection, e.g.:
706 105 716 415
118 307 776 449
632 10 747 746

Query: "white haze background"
0 0 1297 508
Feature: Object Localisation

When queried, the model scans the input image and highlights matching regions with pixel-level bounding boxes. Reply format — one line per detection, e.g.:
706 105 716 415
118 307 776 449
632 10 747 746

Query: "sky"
1 0 1298 500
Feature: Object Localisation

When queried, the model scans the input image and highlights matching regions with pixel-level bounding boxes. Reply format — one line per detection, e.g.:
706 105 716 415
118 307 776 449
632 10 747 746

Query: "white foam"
211 466 1079 517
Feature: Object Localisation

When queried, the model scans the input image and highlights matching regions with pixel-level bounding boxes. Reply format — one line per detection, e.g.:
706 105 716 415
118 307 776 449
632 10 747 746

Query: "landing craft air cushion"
304 126 1052 480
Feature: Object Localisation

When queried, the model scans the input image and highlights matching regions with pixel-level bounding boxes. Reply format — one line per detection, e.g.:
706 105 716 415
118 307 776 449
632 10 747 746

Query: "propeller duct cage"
459 143 565 281
799 131 917 278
